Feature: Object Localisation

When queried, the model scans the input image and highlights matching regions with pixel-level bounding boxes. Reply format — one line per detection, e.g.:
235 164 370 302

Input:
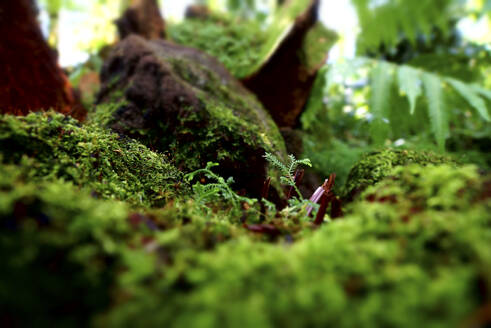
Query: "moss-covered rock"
345 149 453 200
95 35 287 200
0 112 186 207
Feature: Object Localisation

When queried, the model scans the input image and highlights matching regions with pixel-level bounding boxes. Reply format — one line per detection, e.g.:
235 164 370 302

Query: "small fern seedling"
184 162 255 208
263 152 312 199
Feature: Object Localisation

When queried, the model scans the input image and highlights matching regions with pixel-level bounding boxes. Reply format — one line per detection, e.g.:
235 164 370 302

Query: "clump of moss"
0 159 310 327
0 112 187 207
345 148 453 199
101 164 491 327
2 153 490 327
168 15 267 79
0 163 130 328
96 35 288 200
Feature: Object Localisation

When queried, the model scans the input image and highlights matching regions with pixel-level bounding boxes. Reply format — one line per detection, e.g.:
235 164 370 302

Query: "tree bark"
116 0 166 40
0 0 83 119
242 0 327 128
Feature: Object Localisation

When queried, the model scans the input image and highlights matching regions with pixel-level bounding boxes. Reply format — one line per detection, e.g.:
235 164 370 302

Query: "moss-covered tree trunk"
0 0 83 119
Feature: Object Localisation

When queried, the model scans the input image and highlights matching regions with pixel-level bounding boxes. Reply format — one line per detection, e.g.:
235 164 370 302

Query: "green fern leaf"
370 61 393 145
397 65 422 115
473 85 491 101
422 73 448 151
447 78 490 122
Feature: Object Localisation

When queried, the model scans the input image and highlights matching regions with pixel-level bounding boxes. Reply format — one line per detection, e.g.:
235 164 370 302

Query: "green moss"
100 164 491 327
357 163 486 213
96 36 288 198
0 164 129 328
168 16 267 78
2 150 490 327
169 2 336 79
345 148 453 199
300 22 338 71
0 162 244 327
0 112 187 207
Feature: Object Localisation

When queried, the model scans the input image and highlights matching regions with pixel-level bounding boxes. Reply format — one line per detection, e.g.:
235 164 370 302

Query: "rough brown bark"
0 0 83 119
242 0 326 128
185 4 210 19
116 0 166 40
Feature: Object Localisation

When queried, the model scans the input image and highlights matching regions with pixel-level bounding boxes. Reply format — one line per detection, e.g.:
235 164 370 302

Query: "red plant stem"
314 173 337 225
314 193 329 225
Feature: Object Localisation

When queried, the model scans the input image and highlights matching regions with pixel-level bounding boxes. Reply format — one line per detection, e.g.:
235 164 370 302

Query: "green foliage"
397 65 422 114
370 60 394 144
0 112 186 207
352 0 461 53
168 16 267 78
170 0 336 78
0 161 246 327
422 72 449 150
185 162 256 208
309 58 491 150
264 152 311 199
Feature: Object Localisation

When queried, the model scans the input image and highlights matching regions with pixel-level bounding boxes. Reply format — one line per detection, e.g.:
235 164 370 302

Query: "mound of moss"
2 148 490 327
96 35 287 200
0 112 186 207
0 161 246 327
345 149 453 199
168 15 267 79
101 164 491 328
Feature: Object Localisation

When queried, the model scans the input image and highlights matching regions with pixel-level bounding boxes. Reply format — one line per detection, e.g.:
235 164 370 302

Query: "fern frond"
397 65 422 115
370 61 394 145
263 152 288 176
447 79 490 122
264 152 311 199
474 86 491 101
422 73 449 151
352 0 459 52
313 57 490 150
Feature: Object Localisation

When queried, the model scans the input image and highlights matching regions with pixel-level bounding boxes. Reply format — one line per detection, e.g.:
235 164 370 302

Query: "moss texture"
2 157 490 327
169 1 336 80
0 112 186 207
168 16 267 79
96 36 287 200
345 148 453 199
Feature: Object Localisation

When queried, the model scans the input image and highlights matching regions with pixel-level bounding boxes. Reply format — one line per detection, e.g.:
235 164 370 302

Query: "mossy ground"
0 112 186 207
1 113 490 327
1 138 490 327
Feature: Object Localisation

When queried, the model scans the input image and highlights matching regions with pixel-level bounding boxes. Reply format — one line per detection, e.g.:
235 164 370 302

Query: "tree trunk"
242 0 327 128
0 0 83 119
116 0 166 40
